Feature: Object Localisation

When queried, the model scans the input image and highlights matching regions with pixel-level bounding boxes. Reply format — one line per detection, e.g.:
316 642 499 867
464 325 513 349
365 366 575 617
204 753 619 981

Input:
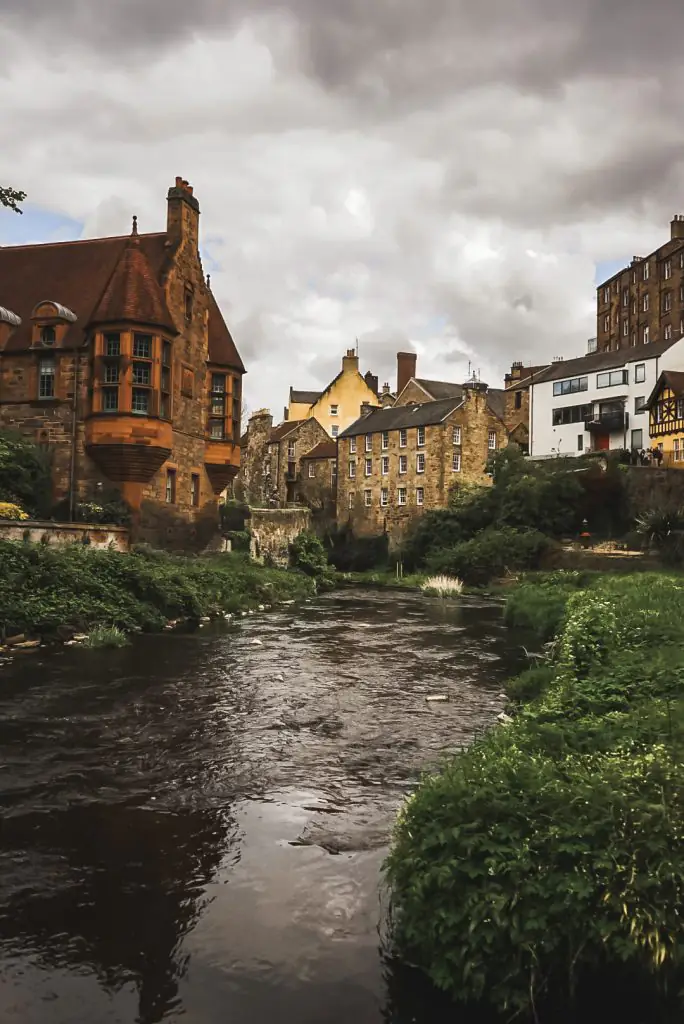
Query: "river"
0 588 524 1024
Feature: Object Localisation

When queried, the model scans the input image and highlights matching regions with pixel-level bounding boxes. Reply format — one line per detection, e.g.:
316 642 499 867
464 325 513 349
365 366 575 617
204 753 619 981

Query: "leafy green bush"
505 664 555 702
84 625 130 648
290 530 327 576
386 573 684 1018
51 493 132 525
503 577 580 640
425 528 554 586
325 524 389 571
0 430 52 517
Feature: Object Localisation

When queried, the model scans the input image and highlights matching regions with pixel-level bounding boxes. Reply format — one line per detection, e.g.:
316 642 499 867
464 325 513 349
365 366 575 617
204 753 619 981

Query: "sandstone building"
238 410 331 508
286 349 380 437
596 215 684 354
0 177 244 547
337 366 509 545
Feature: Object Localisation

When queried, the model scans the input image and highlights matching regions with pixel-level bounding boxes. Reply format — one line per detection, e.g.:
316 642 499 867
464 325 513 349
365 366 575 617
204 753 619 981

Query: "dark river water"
0 589 524 1024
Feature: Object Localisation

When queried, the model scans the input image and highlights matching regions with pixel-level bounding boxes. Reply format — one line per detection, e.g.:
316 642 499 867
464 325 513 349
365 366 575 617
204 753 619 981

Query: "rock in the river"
497 711 514 724
258 604 265 612
250 638 264 646
425 694 449 703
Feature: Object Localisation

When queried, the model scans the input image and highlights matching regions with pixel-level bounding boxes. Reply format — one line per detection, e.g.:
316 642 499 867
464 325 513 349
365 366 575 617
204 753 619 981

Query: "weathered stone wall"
249 507 311 566
272 418 330 506
238 409 273 506
0 520 129 550
297 456 337 525
393 379 435 406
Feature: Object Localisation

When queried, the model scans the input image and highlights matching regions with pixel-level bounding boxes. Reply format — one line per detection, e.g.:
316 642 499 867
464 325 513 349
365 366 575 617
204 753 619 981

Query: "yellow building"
646 370 684 465
286 349 380 438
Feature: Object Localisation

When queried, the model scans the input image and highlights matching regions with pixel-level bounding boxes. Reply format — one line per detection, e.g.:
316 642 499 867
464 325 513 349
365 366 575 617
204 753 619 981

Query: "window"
399 455 407 474
622 319 629 337
38 357 55 398
104 332 120 356
131 389 150 415
365 433 373 452
602 286 610 303
40 325 56 345
397 487 407 506
677 399 684 420
416 487 424 506
381 431 389 450
552 376 588 397
631 428 643 449
622 288 629 306
184 289 193 322
132 362 151 386
380 488 388 507
348 492 354 509
165 468 176 503
364 489 372 507
665 260 672 280
209 420 224 439
643 325 650 344
287 441 296 459
364 458 372 477
515 391 522 409
452 425 462 445
417 426 425 447
631 298 637 315
675 439 682 462
488 430 497 450
603 315 610 332
191 474 200 507
635 363 646 383
399 429 407 447
102 387 118 411
349 438 357 454
664 292 672 312
348 461 356 479
596 369 628 389
577 434 584 452
665 324 673 340
416 453 425 473
161 341 171 419
552 404 592 426
381 456 389 475
211 391 225 416
643 261 650 280
631 331 637 347
634 396 646 415
452 452 461 472
103 362 119 384
331 425 339 438
133 334 152 359
308 463 315 478
330 404 339 416
331 464 337 486
642 293 649 312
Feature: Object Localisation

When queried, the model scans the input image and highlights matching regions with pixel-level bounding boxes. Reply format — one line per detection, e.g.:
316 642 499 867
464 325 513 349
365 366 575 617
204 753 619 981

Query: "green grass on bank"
385 571 684 1021
0 541 315 638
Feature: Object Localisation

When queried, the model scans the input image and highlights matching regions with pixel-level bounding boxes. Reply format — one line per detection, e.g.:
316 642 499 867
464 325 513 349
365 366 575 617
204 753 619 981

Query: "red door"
595 433 610 451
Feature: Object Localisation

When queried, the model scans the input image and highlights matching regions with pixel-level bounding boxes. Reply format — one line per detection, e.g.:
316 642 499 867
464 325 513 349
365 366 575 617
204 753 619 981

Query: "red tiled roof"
207 289 245 372
270 420 304 442
90 229 175 332
300 440 337 460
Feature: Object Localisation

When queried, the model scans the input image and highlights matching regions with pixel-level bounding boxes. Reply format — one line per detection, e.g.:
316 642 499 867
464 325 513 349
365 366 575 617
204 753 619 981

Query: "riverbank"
385 570 684 1022
0 541 315 644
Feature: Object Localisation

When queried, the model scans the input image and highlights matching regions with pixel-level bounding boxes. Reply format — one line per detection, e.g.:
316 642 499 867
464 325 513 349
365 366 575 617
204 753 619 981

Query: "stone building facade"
337 379 508 546
0 178 245 548
238 411 331 507
286 349 380 438
596 215 684 354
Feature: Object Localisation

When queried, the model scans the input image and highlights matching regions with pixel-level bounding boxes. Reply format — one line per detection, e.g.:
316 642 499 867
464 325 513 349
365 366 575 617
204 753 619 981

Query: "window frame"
398 455 407 475
381 456 389 475
399 428 407 448
380 488 388 507
165 468 177 504
452 425 462 446
596 369 628 389
452 452 461 472
38 356 56 399
191 473 200 507
349 438 357 454
416 426 425 447
634 363 646 384
416 452 426 474
364 489 372 507
397 486 407 506
416 487 424 506
364 457 372 477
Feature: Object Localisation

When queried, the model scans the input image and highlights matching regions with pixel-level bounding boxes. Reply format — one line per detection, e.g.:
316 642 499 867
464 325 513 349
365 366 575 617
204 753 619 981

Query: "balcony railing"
584 411 625 433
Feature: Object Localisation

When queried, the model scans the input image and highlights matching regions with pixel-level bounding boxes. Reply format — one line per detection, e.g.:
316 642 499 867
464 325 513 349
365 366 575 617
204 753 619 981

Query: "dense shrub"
425 527 554 586
325 524 389 571
502 572 588 640
0 542 314 637
386 573 684 1019
0 430 52 517
290 530 328 577
0 501 29 520
51 493 132 525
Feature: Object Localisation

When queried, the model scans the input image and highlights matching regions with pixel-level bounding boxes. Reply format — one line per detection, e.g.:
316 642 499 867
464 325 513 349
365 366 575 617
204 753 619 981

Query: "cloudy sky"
2 0 684 415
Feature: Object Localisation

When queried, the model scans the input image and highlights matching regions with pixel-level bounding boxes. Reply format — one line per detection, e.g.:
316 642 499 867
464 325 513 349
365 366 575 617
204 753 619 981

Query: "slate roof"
289 388 321 406
270 420 305 442
524 338 680 386
340 397 462 437
300 440 337 460
413 378 464 401
0 230 244 371
486 388 506 420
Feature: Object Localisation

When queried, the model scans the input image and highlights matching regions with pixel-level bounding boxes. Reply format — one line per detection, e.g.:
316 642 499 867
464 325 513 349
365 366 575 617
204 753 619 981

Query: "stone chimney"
364 370 379 395
167 176 200 248
382 382 391 395
342 348 359 374
504 360 524 388
360 401 374 417
397 351 417 396
672 215 684 240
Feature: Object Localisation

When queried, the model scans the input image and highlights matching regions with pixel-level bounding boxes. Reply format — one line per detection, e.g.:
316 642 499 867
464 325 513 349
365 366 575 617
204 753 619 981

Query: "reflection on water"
0 589 522 1024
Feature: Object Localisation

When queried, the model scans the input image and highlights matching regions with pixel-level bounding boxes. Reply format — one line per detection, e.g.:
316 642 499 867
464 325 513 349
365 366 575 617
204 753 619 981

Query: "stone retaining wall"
0 520 130 551
249 507 310 566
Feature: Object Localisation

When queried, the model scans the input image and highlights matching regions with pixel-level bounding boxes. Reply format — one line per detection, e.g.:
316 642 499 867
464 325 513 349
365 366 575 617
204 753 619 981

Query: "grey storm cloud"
1 0 683 413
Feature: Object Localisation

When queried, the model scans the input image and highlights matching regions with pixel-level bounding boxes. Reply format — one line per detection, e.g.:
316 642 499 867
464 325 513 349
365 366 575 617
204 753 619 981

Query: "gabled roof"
529 338 680 385
289 388 321 406
270 420 305 442
90 228 175 333
413 378 464 401
645 370 684 408
0 229 245 371
340 397 462 437
300 440 337 460
486 388 506 421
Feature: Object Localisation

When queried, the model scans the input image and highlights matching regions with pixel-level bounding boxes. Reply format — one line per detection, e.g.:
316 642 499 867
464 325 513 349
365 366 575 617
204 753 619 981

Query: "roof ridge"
0 232 167 252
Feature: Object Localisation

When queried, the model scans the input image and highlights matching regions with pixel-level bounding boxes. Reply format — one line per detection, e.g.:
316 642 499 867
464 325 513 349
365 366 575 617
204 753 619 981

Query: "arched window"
41 325 56 345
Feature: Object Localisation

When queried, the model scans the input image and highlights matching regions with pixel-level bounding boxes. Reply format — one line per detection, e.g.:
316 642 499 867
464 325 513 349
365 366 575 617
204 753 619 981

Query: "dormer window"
41 326 56 345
